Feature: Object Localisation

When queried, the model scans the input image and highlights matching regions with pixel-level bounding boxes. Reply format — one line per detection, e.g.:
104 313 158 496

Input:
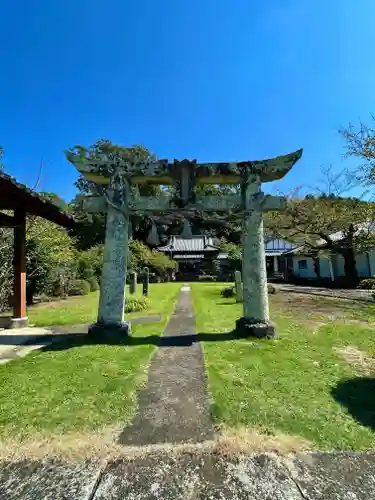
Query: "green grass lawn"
27 286 164 327
0 283 180 442
191 283 375 451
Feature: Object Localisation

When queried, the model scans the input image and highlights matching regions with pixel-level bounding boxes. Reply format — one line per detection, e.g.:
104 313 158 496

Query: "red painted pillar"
13 209 28 327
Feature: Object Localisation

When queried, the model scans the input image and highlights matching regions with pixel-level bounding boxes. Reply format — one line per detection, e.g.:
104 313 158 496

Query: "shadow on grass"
332 377 375 431
40 330 239 352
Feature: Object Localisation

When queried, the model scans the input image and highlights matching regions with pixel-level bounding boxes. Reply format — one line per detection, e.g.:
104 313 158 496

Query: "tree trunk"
341 248 358 284
313 256 321 279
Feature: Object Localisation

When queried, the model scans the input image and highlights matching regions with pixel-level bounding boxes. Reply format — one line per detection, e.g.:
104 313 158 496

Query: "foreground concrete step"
1 452 375 499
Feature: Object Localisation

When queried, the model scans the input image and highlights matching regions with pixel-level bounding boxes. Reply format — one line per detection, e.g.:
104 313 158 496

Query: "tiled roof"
174 254 205 259
158 236 219 252
264 239 298 253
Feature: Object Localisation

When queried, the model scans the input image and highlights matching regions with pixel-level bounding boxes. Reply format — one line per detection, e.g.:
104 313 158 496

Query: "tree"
68 139 164 249
0 146 4 171
340 117 375 184
39 192 70 211
267 193 375 283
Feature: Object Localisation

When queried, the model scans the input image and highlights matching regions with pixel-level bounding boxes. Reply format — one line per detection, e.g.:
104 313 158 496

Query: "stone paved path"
0 328 59 365
2 451 375 499
119 285 213 445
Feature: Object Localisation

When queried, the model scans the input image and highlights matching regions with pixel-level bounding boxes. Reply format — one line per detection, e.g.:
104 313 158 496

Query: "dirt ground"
271 291 375 330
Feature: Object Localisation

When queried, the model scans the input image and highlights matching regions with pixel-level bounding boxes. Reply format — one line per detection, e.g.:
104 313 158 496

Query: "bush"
220 286 235 298
129 240 177 282
125 296 149 313
77 257 94 280
357 278 375 290
87 277 100 292
0 228 14 312
68 279 91 296
78 245 104 281
198 274 216 282
268 283 277 294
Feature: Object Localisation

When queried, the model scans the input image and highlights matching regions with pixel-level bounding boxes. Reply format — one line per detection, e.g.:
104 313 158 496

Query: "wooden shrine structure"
0 172 73 328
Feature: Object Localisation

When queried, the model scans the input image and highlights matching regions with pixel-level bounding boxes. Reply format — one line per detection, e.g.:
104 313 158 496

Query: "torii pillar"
235 178 284 338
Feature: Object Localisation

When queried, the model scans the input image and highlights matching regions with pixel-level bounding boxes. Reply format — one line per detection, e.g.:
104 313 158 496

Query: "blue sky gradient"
1 0 374 200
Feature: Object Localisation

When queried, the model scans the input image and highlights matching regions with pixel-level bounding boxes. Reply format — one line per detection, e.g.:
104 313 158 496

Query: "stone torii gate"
67 149 302 338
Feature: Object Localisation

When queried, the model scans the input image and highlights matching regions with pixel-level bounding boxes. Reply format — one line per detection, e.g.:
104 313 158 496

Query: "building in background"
158 235 219 281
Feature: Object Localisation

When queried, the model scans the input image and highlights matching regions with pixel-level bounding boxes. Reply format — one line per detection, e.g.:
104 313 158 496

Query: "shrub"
220 286 235 298
77 257 94 280
125 296 149 313
87 277 100 292
26 218 77 302
198 274 216 282
0 228 14 312
68 279 90 296
129 240 177 282
78 245 104 281
268 283 277 294
357 278 375 290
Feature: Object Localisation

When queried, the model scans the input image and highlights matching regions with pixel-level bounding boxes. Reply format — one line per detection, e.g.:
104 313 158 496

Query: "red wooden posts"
13 209 28 326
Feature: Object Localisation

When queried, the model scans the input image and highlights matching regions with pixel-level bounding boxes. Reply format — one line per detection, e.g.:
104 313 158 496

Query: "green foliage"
125 296 149 313
267 194 375 281
77 256 94 280
357 278 375 290
87 277 99 292
78 245 104 280
198 274 216 282
129 240 177 280
68 279 90 296
218 240 242 272
267 283 277 294
39 192 70 211
0 227 14 311
26 218 77 302
340 118 375 183
220 286 235 298
220 283 276 299
67 140 164 248
0 209 79 309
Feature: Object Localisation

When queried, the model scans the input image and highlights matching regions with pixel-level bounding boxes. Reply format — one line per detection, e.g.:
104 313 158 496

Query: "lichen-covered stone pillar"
90 184 130 336
236 179 275 338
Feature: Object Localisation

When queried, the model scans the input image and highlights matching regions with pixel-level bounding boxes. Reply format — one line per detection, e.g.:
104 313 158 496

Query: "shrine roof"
0 171 74 227
158 235 219 253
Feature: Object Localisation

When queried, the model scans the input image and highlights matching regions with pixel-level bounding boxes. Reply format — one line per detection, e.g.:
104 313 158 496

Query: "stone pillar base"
235 317 276 339
8 317 29 329
88 322 130 340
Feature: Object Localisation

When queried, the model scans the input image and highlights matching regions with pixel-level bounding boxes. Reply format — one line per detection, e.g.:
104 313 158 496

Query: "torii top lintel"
67 149 303 186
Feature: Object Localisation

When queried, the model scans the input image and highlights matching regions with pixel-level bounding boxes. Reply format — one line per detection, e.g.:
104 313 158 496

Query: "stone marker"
234 270 243 302
143 267 149 297
129 271 137 294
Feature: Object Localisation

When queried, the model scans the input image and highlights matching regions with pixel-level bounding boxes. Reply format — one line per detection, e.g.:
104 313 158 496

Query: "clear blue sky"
1 0 375 201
